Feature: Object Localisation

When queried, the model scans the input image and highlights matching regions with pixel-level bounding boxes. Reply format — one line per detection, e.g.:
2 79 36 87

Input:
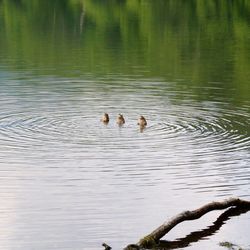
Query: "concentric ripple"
0 77 249 250
0 79 249 165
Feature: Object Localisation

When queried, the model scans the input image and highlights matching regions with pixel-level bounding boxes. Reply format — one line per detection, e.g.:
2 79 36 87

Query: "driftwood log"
102 243 112 250
156 205 250 249
103 197 250 250
135 197 250 249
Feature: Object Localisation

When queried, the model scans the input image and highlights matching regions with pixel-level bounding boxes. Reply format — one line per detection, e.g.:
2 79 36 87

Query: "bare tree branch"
121 197 250 250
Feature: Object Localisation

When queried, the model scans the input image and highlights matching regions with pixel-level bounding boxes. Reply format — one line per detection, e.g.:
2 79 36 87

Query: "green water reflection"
0 0 249 103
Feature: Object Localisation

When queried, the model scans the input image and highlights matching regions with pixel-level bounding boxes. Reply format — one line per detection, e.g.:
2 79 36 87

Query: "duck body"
137 115 147 126
101 113 109 123
116 114 125 125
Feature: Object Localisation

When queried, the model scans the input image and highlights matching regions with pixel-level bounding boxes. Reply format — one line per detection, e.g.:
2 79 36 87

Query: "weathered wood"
153 205 249 249
137 197 250 248
102 243 112 250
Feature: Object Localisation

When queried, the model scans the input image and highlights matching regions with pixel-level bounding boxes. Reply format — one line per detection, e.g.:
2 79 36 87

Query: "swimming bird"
116 114 125 125
101 113 109 123
137 115 147 127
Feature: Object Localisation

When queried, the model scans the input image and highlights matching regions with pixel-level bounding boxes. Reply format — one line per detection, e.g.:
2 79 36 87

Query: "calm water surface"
0 1 250 250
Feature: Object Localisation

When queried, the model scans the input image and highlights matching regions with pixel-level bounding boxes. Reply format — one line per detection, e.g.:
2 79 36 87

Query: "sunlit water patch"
0 76 249 250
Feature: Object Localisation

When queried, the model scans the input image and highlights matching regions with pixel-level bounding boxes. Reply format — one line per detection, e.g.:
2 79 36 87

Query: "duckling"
116 114 125 125
137 115 147 127
101 113 109 123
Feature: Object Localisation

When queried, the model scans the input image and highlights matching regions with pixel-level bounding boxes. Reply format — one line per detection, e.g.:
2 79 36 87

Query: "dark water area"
0 1 249 249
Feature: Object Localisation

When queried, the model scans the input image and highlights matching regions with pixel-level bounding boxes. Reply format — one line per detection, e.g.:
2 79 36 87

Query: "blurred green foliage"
0 0 249 102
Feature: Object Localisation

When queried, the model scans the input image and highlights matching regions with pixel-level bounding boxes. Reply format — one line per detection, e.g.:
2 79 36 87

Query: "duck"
101 113 109 123
116 114 125 125
137 115 147 127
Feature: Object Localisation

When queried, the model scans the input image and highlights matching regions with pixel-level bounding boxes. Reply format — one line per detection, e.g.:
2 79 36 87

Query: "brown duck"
101 113 109 123
137 115 147 126
116 114 125 125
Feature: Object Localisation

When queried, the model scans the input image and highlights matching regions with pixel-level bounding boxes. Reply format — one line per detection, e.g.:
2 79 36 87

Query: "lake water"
0 1 249 250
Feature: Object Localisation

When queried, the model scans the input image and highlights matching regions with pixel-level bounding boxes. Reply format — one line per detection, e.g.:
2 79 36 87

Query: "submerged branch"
156 205 250 249
122 197 250 249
